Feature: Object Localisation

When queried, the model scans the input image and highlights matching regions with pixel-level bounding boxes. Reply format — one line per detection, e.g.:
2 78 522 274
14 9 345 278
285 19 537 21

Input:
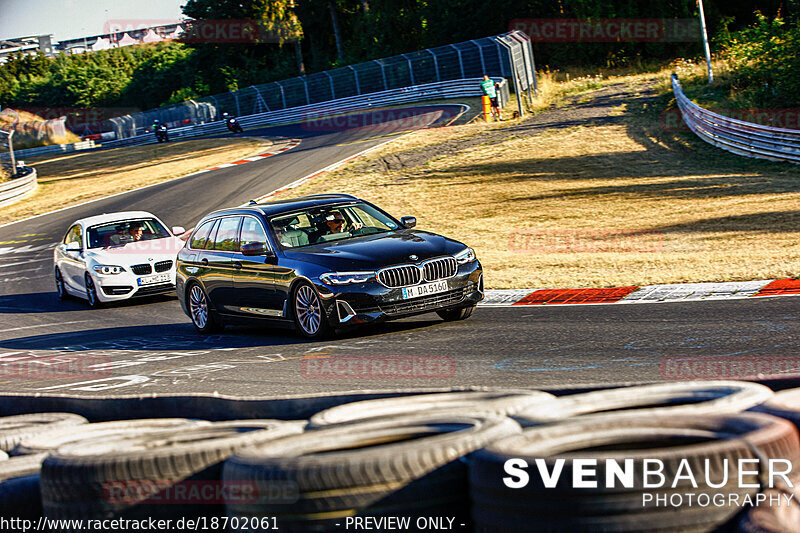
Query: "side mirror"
241 242 267 256
400 216 417 229
172 226 186 236
66 242 82 252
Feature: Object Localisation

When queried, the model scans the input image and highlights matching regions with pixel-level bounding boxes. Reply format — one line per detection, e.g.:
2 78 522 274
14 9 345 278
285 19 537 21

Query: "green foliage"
719 13 800 107
0 1 798 114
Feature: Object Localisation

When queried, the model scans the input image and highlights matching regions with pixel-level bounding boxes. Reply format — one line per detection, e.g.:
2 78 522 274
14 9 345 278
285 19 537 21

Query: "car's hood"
282 230 468 270
86 237 182 264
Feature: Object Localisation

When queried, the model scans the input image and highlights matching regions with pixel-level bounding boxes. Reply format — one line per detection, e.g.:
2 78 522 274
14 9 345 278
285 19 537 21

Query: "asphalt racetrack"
1 105 799 397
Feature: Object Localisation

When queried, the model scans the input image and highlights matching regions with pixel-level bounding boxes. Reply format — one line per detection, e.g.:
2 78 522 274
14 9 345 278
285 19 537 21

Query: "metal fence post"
471 40 487 74
450 44 465 78
402 54 415 85
276 82 287 109
496 37 524 118
375 59 388 90
427 49 441 82
234 91 241 117
324 71 336 100
3 130 15 174
348 66 361 95
302 77 311 104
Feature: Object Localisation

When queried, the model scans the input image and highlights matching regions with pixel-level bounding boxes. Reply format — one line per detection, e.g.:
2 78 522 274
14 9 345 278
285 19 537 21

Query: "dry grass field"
0 138 273 225
283 68 800 289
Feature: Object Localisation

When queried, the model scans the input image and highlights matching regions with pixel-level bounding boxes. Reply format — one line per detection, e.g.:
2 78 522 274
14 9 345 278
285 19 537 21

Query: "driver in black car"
311 210 363 242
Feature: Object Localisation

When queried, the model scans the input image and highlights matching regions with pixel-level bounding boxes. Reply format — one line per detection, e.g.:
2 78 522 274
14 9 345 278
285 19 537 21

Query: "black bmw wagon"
176 194 484 338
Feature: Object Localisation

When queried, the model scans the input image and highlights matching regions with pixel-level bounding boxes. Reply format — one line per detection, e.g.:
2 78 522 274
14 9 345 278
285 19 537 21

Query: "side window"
64 225 82 246
240 217 268 247
211 217 242 251
190 219 216 250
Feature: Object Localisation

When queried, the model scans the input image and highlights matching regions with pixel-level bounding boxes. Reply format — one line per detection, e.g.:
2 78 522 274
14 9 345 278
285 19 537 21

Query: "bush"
719 14 800 108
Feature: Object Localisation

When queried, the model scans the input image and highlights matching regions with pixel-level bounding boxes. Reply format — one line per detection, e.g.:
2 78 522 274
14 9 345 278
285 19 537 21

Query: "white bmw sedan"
53 211 186 307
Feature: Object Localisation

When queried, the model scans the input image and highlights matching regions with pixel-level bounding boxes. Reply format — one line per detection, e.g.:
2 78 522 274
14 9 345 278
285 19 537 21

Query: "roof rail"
294 193 358 200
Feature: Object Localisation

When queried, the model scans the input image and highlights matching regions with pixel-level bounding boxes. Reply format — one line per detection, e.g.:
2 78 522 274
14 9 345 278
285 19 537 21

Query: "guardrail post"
234 92 241 117
5 130 14 174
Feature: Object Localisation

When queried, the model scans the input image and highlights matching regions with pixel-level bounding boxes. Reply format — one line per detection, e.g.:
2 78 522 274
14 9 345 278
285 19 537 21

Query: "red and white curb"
188 138 301 175
481 279 800 307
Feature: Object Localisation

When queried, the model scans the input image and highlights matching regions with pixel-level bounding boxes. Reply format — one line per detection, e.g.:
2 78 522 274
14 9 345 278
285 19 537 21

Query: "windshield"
87 218 171 249
269 203 400 248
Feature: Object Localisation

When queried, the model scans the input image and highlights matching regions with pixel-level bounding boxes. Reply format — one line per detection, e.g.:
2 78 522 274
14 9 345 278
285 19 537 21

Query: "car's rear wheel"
84 273 101 308
54 268 68 301
188 283 221 333
292 282 329 339
437 305 476 322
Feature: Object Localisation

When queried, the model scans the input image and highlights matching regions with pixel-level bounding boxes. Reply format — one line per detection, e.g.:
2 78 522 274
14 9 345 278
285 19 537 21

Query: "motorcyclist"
152 119 169 142
222 112 243 134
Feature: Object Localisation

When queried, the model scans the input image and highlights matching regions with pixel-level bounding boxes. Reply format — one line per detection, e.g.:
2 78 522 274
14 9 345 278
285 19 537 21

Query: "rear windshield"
87 218 170 249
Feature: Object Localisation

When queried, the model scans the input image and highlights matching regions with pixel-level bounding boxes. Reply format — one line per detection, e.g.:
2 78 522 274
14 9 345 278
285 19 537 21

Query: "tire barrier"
470 413 799 533
225 414 521 532
0 412 87 452
514 381 774 426
2 383 800 532
40 420 305 528
307 390 557 428
752 388 800 432
10 418 210 456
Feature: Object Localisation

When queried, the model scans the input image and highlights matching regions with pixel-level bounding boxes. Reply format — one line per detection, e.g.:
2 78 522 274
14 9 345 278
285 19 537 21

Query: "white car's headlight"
454 247 476 264
92 265 126 275
320 271 376 285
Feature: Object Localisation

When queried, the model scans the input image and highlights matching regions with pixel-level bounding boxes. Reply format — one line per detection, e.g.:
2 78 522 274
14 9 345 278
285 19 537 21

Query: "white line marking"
0 320 92 334
0 260 38 269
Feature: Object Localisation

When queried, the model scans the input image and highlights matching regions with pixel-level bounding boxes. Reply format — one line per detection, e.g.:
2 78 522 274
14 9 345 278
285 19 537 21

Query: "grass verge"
279 69 800 289
1 138 274 226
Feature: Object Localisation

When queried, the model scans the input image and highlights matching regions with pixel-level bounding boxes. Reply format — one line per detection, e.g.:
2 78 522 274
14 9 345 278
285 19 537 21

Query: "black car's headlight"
454 247 477 264
320 271 376 285
92 265 126 275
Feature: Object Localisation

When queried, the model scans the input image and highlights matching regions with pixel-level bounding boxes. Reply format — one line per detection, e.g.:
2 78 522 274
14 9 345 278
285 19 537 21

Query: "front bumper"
316 261 484 327
93 270 176 302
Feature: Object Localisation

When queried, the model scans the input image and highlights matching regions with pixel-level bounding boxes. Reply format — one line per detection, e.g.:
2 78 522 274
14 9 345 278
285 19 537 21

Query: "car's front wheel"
55 268 68 301
188 283 221 334
437 305 476 322
292 282 329 339
84 273 101 308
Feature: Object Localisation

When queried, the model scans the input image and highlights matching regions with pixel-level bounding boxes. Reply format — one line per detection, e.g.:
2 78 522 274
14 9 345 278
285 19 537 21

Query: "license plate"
138 273 171 286
401 281 448 299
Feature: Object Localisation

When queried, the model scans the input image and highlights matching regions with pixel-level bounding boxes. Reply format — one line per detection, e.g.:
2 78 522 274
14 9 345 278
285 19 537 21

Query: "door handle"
200 258 208 266
233 261 242 270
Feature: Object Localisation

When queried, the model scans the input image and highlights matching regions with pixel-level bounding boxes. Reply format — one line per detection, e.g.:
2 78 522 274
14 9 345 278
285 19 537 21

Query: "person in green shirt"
480 75 502 121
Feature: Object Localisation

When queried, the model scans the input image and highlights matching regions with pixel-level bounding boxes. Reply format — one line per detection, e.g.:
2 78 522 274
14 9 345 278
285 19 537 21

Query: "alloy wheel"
189 285 209 330
295 285 322 336
55 268 65 299
84 273 99 307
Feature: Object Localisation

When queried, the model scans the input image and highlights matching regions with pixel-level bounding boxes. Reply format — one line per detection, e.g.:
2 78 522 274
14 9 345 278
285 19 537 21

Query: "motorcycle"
154 123 169 143
226 117 243 134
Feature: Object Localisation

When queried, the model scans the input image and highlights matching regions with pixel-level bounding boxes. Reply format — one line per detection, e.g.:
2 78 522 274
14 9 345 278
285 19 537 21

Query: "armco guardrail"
0 140 95 161
0 168 37 207
672 74 800 164
101 77 506 150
